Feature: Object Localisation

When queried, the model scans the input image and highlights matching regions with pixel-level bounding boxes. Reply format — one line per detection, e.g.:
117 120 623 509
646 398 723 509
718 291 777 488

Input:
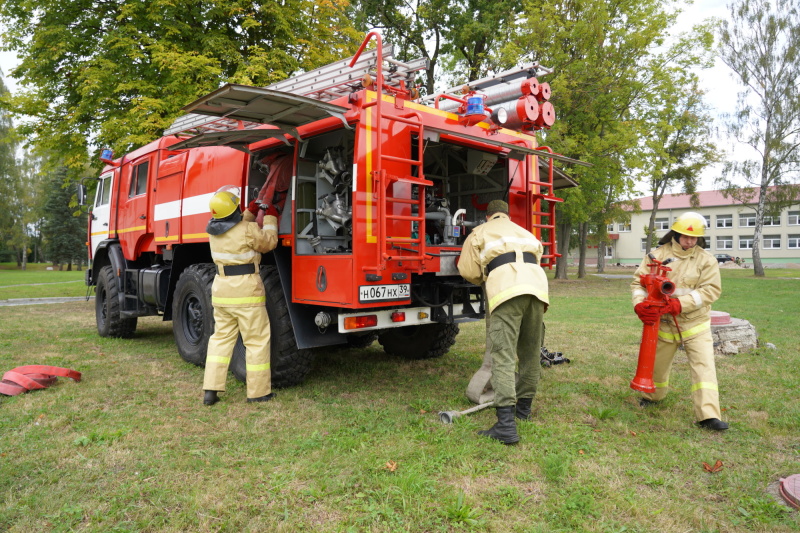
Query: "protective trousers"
488 294 545 407
203 305 271 399
641 326 720 421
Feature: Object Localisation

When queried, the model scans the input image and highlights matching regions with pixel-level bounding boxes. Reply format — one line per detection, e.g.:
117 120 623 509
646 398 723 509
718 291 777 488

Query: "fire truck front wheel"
95 265 137 338
378 323 460 359
172 264 216 366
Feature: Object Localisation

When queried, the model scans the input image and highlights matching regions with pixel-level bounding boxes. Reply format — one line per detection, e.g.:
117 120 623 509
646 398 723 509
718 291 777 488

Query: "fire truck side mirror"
77 184 87 206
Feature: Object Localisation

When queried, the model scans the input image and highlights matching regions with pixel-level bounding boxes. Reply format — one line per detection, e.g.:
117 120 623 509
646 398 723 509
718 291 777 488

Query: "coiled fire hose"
0 365 82 396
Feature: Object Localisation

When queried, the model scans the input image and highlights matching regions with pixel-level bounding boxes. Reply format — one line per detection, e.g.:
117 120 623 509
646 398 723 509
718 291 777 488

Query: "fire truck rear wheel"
230 265 314 388
378 323 459 359
172 263 216 367
95 265 137 338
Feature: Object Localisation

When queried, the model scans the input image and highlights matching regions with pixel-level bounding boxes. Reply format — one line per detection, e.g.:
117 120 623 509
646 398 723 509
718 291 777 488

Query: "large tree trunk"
752 217 765 277
555 222 572 280
597 241 606 273
577 222 588 278
752 185 767 277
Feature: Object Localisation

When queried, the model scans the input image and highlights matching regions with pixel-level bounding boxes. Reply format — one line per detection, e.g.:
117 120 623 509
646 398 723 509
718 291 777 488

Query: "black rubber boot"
478 406 520 445
698 418 729 431
203 390 219 406
516 398 533 421
247 392 276 403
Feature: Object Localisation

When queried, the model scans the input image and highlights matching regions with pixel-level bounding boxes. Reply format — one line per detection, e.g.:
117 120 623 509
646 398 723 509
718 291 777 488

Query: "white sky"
0 0 744 195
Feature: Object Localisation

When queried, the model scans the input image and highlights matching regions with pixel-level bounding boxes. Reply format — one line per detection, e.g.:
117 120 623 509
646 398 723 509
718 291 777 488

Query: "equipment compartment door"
153 152 187 247
117 156 154 259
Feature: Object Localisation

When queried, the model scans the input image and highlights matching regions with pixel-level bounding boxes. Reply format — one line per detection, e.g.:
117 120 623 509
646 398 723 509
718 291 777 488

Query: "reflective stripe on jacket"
210 211 278 308
631 240 721 342
458 213 549 312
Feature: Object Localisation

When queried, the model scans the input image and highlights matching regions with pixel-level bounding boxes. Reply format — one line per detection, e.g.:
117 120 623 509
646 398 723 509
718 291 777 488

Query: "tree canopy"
716 0 800 276
0 0 362 173
499 0 708 277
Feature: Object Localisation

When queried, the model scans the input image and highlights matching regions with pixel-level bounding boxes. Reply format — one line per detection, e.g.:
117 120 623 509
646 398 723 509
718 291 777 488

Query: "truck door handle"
139 214 146 220
103 223 108 226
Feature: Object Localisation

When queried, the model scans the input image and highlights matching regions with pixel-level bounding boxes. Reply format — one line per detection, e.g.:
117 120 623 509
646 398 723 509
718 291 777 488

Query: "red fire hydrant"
630 253 675 393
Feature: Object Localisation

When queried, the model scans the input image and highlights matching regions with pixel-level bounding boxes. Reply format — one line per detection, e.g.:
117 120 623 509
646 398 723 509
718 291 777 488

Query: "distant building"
600 188 800 265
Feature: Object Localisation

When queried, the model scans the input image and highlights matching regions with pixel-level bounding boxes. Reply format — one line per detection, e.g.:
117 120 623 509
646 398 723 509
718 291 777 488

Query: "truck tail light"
344 315 378 330
390 311 406 323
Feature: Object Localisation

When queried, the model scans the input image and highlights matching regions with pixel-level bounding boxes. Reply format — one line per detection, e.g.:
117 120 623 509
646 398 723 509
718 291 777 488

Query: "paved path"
0 280 83 289
0 296 93 307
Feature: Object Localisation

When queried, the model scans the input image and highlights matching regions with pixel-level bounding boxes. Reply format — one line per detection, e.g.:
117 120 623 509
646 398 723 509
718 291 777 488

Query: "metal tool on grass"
439 401 494 424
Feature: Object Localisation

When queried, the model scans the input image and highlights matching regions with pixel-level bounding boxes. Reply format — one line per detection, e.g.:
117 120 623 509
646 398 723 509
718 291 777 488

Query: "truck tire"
95 265 137 338
230 265 314 388
172 263 216 366
378 323 459 359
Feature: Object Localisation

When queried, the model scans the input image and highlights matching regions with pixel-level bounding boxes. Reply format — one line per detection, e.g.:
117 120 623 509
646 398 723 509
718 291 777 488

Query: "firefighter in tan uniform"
631 212 728 430
202 188 279 406
458 199 549 444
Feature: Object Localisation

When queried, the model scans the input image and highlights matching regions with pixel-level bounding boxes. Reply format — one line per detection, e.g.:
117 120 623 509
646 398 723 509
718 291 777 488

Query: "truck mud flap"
273 247 348 349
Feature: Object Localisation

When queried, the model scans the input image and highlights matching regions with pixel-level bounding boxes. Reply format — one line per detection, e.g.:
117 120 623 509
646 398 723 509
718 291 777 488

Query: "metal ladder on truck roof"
164 45 428 137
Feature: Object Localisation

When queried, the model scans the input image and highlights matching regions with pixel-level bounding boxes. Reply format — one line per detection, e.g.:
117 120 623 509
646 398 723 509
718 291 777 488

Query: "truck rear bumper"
337 302 482 334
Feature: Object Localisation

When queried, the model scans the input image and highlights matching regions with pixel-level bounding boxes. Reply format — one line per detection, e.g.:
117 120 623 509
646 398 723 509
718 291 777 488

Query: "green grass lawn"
0 264 87 300
0 268 798 532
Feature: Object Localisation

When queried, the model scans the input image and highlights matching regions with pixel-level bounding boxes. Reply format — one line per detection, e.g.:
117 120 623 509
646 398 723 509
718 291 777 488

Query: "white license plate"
359 284 410 302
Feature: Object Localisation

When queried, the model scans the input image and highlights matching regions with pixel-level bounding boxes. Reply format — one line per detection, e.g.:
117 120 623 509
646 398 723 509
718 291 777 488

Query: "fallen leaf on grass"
384 461 398 472
578 450 585 455
629 431 637 437
702 460 724 473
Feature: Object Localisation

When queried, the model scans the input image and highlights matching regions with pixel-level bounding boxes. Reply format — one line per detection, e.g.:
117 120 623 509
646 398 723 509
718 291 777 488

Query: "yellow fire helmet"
671 211 706 237
209 190 240 219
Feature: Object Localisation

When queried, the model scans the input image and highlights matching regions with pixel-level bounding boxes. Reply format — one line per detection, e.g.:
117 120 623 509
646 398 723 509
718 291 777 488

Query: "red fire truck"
82 33 584 388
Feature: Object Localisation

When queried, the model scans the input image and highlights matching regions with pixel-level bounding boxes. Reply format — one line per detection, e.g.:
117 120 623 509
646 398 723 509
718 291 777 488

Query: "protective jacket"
458 213 549 312
631 240 723 421
631 240 721 342
208 211 279 308
203 210 278 399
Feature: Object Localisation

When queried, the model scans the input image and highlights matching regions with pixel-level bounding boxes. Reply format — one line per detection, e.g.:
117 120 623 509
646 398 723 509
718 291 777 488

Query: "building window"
716 214 732 228
763 235 781 249
655 218 669 230
605 245 613 258
703 215 711 228
618 222 631 232
789 235 800 249
702 238 711 250
606 223 614 232
763 215 780 226
788 211 799 225
129 161 149 197
739 237 753 250
641 238 651 252
716 236 733 250
739 213 757 227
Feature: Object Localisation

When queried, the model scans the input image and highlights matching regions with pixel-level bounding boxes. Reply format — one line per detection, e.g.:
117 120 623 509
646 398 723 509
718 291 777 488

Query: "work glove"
247 200 260 216
665 298 682 316
634 302 660 326
261 203 279 218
